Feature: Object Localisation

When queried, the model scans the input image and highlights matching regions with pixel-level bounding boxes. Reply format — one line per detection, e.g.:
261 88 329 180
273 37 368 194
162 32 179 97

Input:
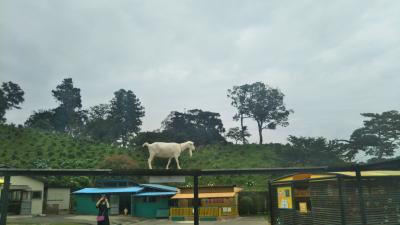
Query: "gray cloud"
1 0 400 150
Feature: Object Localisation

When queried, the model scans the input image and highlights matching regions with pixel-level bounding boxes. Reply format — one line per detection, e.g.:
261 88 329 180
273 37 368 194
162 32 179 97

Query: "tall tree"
350 111 400 159
162 109 226 145
0 81 25 123
246 82 292 144
109 89 145 146
228 85 251 144
51 78 85 134
84 104 114 142
52 78 82 110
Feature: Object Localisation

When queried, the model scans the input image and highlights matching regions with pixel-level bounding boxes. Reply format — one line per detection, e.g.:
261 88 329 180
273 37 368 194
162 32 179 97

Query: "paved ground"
8 215 268 225
134 217 268 225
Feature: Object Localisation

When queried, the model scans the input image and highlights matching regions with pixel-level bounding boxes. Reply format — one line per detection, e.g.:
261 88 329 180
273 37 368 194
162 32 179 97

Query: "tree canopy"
226 127 250 144
229 82 292 144
108 89 145 146
228 84 251 144
25 79 145 145
278 135 345 166
157 109 226 145
339 110 400 159
25 78 86 135
0 81 25 123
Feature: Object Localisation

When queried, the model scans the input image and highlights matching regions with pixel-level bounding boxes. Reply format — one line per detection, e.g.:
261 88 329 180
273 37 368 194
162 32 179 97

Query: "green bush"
239 196 254 215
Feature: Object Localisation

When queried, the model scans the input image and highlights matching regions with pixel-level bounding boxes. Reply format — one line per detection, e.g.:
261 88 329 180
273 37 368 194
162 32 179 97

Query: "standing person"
96 194 110 225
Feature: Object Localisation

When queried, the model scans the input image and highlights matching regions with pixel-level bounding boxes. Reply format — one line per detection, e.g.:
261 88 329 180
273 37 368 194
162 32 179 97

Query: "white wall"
11 176 44 215
46 188 70 210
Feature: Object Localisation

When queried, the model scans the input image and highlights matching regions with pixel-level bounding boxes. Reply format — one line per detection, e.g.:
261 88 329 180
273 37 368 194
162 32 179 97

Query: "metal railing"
1 158 399 225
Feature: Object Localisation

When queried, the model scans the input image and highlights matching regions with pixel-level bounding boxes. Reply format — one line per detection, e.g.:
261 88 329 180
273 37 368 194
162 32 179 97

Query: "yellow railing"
170 206 238 217
200 207 220 217
170 207 193 216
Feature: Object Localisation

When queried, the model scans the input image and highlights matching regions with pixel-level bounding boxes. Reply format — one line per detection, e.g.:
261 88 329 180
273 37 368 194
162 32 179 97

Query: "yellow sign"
299 202 308 213
277 186 292 209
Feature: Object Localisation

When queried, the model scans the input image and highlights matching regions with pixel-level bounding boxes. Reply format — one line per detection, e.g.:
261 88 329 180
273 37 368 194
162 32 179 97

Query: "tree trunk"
240 115 245 144
257 121 263 145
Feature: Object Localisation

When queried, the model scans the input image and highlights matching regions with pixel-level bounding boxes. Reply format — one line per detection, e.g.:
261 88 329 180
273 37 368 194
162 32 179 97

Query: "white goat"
142 141 195 169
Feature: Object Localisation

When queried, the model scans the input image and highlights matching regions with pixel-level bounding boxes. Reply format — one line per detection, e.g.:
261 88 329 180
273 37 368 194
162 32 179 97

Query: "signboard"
299 202 308 213
294 189 310 197
149 176 185 183
277 186 292 209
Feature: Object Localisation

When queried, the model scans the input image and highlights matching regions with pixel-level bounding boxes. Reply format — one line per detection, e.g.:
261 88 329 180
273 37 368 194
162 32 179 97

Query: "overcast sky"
1 0 400 147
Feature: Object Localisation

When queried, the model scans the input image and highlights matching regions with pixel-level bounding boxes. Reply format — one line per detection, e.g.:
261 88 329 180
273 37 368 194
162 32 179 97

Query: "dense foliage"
0 81 25 123
0 124 347 190
1 78 399 190
226 127 251 144
161 109 226 145
25 79 145 146
335 110 400 160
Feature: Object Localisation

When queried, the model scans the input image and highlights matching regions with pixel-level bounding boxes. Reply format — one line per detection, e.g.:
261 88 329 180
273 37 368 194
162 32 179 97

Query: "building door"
119 194 131 215
110 195 119 215
8 190 22 215
20 191 32 215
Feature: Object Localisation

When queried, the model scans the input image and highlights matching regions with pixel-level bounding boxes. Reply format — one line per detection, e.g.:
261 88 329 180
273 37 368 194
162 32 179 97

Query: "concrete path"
134 217 268 225
8 215 268 225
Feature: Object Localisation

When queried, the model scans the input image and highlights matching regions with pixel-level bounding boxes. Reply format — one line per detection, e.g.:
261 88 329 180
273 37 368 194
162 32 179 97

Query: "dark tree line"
133 109 226 146
25 78 145 146
22 78 225 146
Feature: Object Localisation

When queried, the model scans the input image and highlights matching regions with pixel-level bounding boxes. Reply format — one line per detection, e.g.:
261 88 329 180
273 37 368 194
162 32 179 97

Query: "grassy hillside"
0 124 343 190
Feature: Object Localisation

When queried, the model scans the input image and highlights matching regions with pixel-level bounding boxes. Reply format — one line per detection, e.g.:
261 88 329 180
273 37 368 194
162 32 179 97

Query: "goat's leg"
166 158 172 170
148 156 154 169
174 156 181 170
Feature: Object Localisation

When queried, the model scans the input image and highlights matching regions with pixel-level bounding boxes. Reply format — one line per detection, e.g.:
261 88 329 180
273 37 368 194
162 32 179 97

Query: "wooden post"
355 167 367 225
0 175 11 225
193 175 199 225
268 181 275 225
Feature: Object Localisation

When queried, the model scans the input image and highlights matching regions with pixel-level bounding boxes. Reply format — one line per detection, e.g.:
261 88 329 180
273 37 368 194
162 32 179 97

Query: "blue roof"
134 192 177 197
73 187 144 194
140 184 178 192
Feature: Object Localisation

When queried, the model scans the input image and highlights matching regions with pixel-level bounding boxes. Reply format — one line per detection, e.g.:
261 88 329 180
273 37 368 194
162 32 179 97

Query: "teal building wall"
132 197 170 218
74 195 98 215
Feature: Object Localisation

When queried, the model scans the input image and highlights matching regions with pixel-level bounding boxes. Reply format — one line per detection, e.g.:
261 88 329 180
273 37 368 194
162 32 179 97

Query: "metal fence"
269 172 400 225
1 158 400 225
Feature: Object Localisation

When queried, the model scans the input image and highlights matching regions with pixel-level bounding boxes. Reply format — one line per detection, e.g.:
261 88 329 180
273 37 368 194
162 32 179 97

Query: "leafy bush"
239 196 254 215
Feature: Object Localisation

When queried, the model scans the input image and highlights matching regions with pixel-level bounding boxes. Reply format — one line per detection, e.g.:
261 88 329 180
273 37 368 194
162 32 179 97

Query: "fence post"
337 176 347 225
268 181 274 225
0 175 11 225
193 175 199 225
355 167 367 225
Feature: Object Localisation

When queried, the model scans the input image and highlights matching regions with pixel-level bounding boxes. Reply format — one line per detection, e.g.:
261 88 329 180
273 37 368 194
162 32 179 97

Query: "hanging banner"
277 186 293 209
